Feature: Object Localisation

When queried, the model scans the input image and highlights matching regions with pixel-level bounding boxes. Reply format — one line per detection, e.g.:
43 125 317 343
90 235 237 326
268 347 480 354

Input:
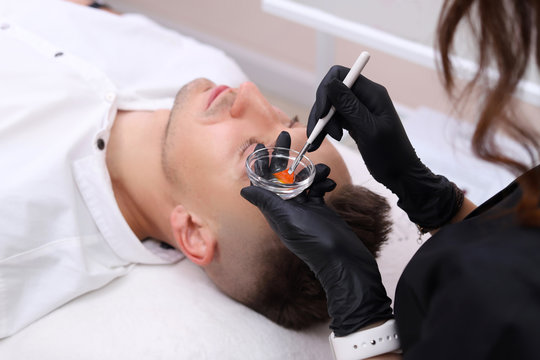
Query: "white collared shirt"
0 0 248 338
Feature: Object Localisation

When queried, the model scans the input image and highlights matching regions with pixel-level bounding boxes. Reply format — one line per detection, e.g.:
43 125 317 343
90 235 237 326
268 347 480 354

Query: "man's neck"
106 109 174 244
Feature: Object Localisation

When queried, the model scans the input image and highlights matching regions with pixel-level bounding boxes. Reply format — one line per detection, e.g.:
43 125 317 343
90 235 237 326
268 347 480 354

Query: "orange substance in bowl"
273 169 295 184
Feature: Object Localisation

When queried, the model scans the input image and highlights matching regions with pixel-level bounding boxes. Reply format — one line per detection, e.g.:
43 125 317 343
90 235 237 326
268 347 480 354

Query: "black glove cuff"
331 307 394 337
400 178 464 231
322 261 394 337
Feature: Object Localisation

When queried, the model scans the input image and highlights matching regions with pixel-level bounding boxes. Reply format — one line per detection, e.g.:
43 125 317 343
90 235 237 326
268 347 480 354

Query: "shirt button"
0 23 10 30
97 138 105 150
105 92 116 102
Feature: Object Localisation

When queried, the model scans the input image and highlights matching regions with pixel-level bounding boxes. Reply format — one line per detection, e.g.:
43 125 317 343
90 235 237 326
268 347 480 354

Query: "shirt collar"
73 153 183 264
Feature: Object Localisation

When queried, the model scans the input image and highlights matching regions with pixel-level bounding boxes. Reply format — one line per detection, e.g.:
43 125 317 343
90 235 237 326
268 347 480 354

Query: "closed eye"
238 137 261 155
238 137 278 156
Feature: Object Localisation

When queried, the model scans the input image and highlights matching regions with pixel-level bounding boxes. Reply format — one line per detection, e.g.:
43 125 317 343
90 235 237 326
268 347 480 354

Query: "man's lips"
207 85 230 109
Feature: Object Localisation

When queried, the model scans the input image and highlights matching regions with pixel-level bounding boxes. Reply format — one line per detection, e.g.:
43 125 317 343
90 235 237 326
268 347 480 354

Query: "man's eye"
238 138 259 154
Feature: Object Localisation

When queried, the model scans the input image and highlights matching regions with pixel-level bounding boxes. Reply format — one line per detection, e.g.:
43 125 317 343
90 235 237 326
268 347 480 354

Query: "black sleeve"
400 247 540 360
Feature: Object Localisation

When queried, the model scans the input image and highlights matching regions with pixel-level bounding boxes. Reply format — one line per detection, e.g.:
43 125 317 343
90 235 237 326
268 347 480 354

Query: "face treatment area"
246 146 315 199
1 1 539 359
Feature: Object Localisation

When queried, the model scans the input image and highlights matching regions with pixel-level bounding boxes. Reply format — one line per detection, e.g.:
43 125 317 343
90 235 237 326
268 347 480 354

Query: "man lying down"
0 0 392 338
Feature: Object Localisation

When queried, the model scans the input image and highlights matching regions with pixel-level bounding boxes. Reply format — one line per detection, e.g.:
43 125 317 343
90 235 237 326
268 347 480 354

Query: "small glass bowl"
245 146 315 200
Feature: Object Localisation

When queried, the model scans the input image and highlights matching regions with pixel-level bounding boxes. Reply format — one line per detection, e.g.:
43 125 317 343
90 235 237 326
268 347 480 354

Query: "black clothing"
395 165 540 359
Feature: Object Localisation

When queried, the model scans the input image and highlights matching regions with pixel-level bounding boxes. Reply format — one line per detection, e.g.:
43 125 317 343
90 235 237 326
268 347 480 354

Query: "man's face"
162 78 351 272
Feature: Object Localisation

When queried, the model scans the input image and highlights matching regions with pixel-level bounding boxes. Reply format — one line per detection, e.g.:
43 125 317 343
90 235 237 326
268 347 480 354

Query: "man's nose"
230 81 263 118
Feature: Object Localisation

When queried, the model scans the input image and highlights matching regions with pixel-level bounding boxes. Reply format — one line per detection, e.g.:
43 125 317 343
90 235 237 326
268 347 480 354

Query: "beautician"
242 0 540 359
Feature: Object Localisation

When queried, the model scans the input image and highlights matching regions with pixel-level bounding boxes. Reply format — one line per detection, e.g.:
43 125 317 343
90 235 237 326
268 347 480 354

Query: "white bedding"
0 260 331 359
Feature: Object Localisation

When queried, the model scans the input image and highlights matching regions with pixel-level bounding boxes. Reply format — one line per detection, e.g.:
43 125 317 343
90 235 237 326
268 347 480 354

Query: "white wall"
293 0 444 48
108 0 539 125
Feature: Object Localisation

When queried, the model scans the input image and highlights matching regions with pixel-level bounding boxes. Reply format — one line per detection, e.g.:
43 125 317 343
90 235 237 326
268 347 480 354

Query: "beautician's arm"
429 197 476 236
307 67 466 234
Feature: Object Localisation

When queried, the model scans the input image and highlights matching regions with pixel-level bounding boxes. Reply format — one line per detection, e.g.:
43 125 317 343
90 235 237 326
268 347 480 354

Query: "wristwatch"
329 319 401 360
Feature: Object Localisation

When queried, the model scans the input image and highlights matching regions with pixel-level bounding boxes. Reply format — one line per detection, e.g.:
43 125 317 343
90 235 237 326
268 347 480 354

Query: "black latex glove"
241 159 393 336
307 66 462 229
252 131 292 178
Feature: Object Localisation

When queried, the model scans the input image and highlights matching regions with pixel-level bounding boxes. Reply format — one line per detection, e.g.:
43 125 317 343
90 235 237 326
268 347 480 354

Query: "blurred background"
108 0 540 127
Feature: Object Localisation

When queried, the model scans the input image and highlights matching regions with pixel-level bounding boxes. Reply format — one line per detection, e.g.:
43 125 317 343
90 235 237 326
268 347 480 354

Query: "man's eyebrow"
289 116 299 127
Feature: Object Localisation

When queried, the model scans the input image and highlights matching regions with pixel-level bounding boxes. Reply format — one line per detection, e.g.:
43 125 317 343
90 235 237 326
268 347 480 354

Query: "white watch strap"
329 319 401 360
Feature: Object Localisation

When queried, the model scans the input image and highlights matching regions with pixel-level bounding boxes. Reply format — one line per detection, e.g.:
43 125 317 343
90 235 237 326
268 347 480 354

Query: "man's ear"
170 205 216 266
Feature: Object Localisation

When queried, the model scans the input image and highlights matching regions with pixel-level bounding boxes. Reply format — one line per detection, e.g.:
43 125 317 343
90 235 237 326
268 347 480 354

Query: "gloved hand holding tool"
308 67 463 231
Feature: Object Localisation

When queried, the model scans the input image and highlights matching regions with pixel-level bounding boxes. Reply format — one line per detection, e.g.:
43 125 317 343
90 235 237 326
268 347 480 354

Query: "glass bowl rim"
245 146 315 188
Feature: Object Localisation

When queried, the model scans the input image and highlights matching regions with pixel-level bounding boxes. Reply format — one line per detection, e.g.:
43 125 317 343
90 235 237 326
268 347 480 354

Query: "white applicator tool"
287 51 370 175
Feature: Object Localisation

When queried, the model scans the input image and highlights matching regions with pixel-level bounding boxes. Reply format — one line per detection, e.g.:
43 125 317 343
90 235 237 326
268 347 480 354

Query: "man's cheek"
272 106 291 125
216 203 258 242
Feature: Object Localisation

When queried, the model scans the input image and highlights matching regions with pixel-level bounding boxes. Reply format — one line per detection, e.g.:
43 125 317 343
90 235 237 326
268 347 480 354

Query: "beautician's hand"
241 162 393 336
251 130 292 178
307 67 463 230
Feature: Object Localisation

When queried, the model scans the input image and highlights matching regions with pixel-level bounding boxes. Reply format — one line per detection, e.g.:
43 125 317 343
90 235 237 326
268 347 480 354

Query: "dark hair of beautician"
241 0 540 359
